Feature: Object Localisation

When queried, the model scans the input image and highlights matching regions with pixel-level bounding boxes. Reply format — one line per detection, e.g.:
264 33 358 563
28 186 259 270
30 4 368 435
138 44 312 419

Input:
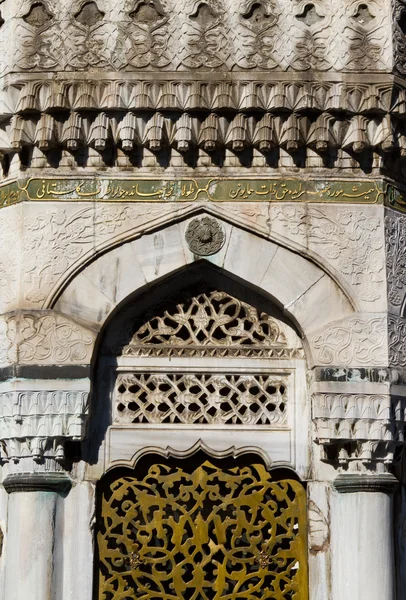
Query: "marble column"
331 474 398 600
2 473 71 600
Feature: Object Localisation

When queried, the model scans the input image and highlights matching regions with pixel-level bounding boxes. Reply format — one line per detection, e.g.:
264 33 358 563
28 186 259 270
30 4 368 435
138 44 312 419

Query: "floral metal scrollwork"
97 459 308 599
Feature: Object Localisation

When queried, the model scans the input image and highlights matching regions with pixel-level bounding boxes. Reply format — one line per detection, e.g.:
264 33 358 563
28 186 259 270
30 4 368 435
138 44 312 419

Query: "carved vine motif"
119 0 172 69
182 1 229 69
342 1 386 71
273 206 385 302
15 2 60 70
385 213 406 309
185 216 225 256
237 1 280 69
97 459 308 600
293 29 330 71
311 317 387 366
389 315 406 367
124 289 290 355
0 312 94 365
22 205 165 305
114 372 288 425
394 0 406 75
66 2 111 70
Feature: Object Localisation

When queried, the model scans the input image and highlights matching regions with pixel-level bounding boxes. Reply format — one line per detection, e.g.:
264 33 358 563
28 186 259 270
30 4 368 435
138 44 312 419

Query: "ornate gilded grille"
97 458 308 600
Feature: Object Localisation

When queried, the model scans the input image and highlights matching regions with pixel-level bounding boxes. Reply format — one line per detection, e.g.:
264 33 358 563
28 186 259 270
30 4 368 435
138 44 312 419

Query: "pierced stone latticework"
114 373 288 426
123 289 302 358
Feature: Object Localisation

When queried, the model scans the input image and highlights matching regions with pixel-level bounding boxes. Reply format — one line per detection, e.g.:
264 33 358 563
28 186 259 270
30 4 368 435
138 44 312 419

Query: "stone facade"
1 1 406 599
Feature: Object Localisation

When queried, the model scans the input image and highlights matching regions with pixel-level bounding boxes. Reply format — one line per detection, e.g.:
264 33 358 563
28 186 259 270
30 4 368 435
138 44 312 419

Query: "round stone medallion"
185 217 225 256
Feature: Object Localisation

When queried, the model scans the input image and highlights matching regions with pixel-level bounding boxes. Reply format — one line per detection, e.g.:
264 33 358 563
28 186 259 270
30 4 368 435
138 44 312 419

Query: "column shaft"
4 491 57 600
332 483 395 600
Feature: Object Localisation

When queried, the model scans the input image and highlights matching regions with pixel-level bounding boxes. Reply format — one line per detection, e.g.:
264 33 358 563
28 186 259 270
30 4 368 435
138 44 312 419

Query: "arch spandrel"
52 212 355 361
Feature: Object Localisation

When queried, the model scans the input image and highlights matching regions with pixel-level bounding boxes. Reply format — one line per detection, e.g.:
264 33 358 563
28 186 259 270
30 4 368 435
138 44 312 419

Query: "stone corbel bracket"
312 380 406 472
0 309 96 466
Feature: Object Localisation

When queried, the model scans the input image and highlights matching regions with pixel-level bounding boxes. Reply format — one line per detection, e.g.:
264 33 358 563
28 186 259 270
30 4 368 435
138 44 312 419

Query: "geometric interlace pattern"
97 459 308 600
115 373 288 425
123 289 293 358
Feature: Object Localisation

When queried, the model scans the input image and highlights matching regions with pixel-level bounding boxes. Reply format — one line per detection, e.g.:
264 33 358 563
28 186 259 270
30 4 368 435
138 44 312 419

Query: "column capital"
334 473 399 494
3 472 72 494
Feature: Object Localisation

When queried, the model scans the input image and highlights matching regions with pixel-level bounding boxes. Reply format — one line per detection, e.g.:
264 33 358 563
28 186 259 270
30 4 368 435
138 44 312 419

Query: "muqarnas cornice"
0 76 404 178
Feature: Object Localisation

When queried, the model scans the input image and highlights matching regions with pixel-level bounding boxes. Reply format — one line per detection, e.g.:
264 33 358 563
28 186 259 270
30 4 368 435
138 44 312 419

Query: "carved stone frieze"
0 0 394 74
310 315 388 367
0 311 95 367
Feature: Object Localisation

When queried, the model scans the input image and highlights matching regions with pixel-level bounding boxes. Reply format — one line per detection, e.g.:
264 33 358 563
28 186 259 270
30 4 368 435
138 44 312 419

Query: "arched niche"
85 263 311 478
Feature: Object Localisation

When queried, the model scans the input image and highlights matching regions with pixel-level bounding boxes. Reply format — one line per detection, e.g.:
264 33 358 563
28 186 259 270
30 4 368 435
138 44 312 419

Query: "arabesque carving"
124 289 294 357
0 311 95 366
386 212 406 310
0 0 391 74
389 314 406 367
273 205 385 303
22 204 166 304
311 316 387 366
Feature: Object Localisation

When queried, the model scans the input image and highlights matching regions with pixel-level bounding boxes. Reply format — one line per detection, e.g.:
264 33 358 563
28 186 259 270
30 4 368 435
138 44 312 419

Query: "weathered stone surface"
0 2 405 600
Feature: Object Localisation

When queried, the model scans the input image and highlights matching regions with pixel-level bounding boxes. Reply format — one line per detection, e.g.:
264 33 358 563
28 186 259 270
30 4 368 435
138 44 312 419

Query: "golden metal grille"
97 458 308 600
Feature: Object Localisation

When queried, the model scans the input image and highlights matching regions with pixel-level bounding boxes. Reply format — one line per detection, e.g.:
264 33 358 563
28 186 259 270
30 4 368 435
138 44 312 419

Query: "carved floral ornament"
2 0 390 73
185 216 225 256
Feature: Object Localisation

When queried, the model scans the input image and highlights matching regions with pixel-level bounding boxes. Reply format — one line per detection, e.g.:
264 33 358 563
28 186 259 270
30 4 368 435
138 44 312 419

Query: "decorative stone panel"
0 0 393 74
114 372 289 425
0 310 96 367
